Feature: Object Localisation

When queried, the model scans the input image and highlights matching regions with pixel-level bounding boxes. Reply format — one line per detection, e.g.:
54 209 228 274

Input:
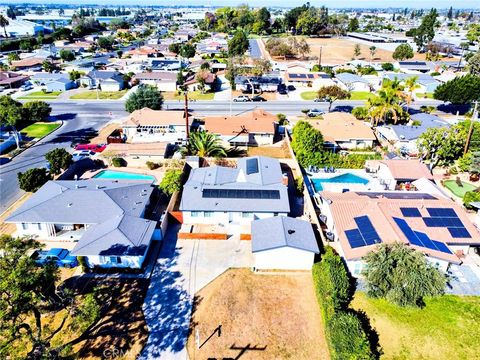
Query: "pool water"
311 173 369 191
93 170 155 182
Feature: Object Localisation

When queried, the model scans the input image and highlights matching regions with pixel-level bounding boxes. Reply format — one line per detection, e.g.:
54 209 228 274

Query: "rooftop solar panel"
400 207 422 217
246 158 259 175
202 188 280 199
427 208 457 217
448 227 471 238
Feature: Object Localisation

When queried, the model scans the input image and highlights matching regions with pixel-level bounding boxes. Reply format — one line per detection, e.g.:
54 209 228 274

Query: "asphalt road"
0 98 446 212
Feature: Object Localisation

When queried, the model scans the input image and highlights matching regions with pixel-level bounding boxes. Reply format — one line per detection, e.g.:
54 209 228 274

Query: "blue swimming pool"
311 173 369 191
93 170 155 182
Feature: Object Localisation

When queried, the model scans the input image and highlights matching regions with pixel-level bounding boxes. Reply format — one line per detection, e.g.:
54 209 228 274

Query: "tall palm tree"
182 131 227 158
404 76 420 112
0 15 9 38
368 79 406 126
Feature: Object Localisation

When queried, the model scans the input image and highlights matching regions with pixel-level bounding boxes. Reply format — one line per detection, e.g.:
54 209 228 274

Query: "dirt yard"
187 269 329 360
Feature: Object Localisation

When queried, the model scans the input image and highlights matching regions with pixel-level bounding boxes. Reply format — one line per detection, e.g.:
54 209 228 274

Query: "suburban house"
133 71 178 92
309 112 377 150
185 71 217 92
376 113 450 155
150 59 185 72
395 60 431 73
335 73 371 92
234 73 283 93
6 180 159 269
284 72 335 88
80 70 125 91
30 73 76 92
251 216 319 270
365 159 434 190
11 57 45 72
121 107 188 144
127 47 159 59
202 109 277 147
318 190 480 275
180 156 290 227
384 73 440 94
0 71 29 88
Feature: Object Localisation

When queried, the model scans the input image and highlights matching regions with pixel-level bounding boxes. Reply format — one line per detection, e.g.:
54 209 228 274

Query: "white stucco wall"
15 222 51 238
182 211 284 226
254 247 315 270
86 255 144 269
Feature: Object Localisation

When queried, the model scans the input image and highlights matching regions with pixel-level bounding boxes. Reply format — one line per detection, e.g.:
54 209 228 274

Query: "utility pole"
319 46 322 68
184 90 190 142
464 101 479 156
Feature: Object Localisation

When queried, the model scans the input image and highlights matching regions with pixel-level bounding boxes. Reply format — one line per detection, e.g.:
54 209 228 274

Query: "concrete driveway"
140 225 253 359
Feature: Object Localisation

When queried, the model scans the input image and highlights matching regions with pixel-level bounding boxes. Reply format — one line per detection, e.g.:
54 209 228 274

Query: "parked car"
307 109 325 118
20 84 33 91
233 95 251 102
252 95 267 102
277 84 288 95
287 85 296 91
313 97 328 102
70 137 89 148
72 150 96 162
75 143 106 153
33 248 78 268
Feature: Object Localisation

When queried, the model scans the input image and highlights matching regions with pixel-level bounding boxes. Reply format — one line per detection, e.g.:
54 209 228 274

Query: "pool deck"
307 169 384 193
82 167 162 184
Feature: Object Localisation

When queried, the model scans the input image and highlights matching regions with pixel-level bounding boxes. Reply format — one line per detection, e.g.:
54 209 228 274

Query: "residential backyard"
187 269 329 360
443 179 477 198
351 292 480 360
20 122 61 138
70 90 128 100
17 91 61 100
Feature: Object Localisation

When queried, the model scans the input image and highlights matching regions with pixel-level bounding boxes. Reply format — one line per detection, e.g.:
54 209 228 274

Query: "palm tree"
182 131 227 158
404 76 420 112
368 79 406 126
0 15 9 38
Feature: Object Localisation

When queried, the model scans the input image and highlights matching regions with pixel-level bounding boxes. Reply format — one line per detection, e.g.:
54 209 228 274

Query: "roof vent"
67 203 73 207
287 229 295 235
96 184 100 189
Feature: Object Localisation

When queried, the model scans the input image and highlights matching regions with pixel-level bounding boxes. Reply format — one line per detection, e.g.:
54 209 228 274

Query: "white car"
233 95 251 102
20 84 33 91
72 150 96 162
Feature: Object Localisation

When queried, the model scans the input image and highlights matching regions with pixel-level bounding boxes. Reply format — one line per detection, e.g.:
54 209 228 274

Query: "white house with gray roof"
6 180 159 269
180 156 290 227
251 216 319 270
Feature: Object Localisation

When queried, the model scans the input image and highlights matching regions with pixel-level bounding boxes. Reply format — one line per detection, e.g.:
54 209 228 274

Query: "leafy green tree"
228 30 249 57
353 44 361 59
369 46 377 61
7 52 19 64
45 148 73 175
466 24 480 48
434 74 480 104
180 43 196 58
417 125 466 167
0 15 9 38
297 6 329 36
182 131 227 158
381 63 394 71
363 242 447 307
468 52 480 76
159 169 183 196
0 95 23 127
348 17 359 32
414 8 439 51
317 85 351 112
252 7 271 34
97 36 115 50
169 42 182 54
291 121 326 167
368 78 406 125
59 48 75 62
447 6 453 20
18 168 51 192
392 43 414 60
23 101 51 122
42 59 56 73
125 85 164 113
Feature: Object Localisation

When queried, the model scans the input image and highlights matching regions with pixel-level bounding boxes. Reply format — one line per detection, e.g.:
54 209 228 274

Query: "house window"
109 256 122 264
37 223 42 230
21 223 27 230
191 211 202 217
242 212 253 218
204 211 214 218
273 212 279 216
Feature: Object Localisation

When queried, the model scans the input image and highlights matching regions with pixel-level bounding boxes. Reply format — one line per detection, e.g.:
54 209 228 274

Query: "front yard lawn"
351 292 480 360
350 91 375 100
163 91 215 101
443 180 477 198
17 91 61 100
20 122 60 138
70 90 128 100
187 269 329 359
417 92 434 99
300 91 318 100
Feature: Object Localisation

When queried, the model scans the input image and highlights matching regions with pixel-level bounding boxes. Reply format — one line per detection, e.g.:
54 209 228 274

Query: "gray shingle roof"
335 72 370 85
251 216 319 253
180 156 290 213
388 113 449 141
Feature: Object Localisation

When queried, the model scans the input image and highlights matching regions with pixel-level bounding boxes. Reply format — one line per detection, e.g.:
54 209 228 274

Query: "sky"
1 0 479 8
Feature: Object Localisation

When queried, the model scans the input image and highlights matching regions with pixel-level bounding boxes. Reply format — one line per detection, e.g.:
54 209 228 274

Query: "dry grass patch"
0 193 33 235
187 269 329 360
247 142 291 159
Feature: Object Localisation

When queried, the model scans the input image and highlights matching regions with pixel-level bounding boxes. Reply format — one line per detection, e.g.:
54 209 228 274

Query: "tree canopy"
45 148 73 175
317 85 351 112
434 74 480 104
23 101 51 122
392 43 414 61
417 125 466 167
159 169 183 196
363 242 446 307
125 85 164 113
182 131 227 158
413 8 439 51
0 95 24 127
17 168 51 192
228 30 249 57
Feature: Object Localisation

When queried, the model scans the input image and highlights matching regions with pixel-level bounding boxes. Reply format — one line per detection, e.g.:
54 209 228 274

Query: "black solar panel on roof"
357 192 438 200
400 207 422 217
246 158 259 175
345 216 382 248
307 74 314 79
202 188 280 200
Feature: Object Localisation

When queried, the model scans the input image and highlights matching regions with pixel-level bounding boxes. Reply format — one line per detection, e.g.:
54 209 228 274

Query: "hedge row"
312 247 378 360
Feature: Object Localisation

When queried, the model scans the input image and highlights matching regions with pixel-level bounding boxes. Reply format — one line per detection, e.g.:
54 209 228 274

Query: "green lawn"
17 91 61 100
300 91 318 100
349 91 375 101
352 292 480 360
417 93 435 99
443 180 477 198
69 90 128 100
20 122 60 138
164 91 215 101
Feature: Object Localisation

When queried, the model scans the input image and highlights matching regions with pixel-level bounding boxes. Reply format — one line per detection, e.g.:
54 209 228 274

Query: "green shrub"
159 169 183 196
146 161 159 170
328 312 374 360
276 113 288 125
457 153 472 172
411 120 422 127
352 106 369 120
294 176 304 196
111 157 124 167
77 256 90 273
463 191 480 209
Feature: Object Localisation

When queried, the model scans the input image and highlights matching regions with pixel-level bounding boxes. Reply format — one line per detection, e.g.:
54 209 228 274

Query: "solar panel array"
202 188 280 200
423 207 471 238
400 207 422 217
289 73 316 79
393 218 453 254
345 216 382 248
